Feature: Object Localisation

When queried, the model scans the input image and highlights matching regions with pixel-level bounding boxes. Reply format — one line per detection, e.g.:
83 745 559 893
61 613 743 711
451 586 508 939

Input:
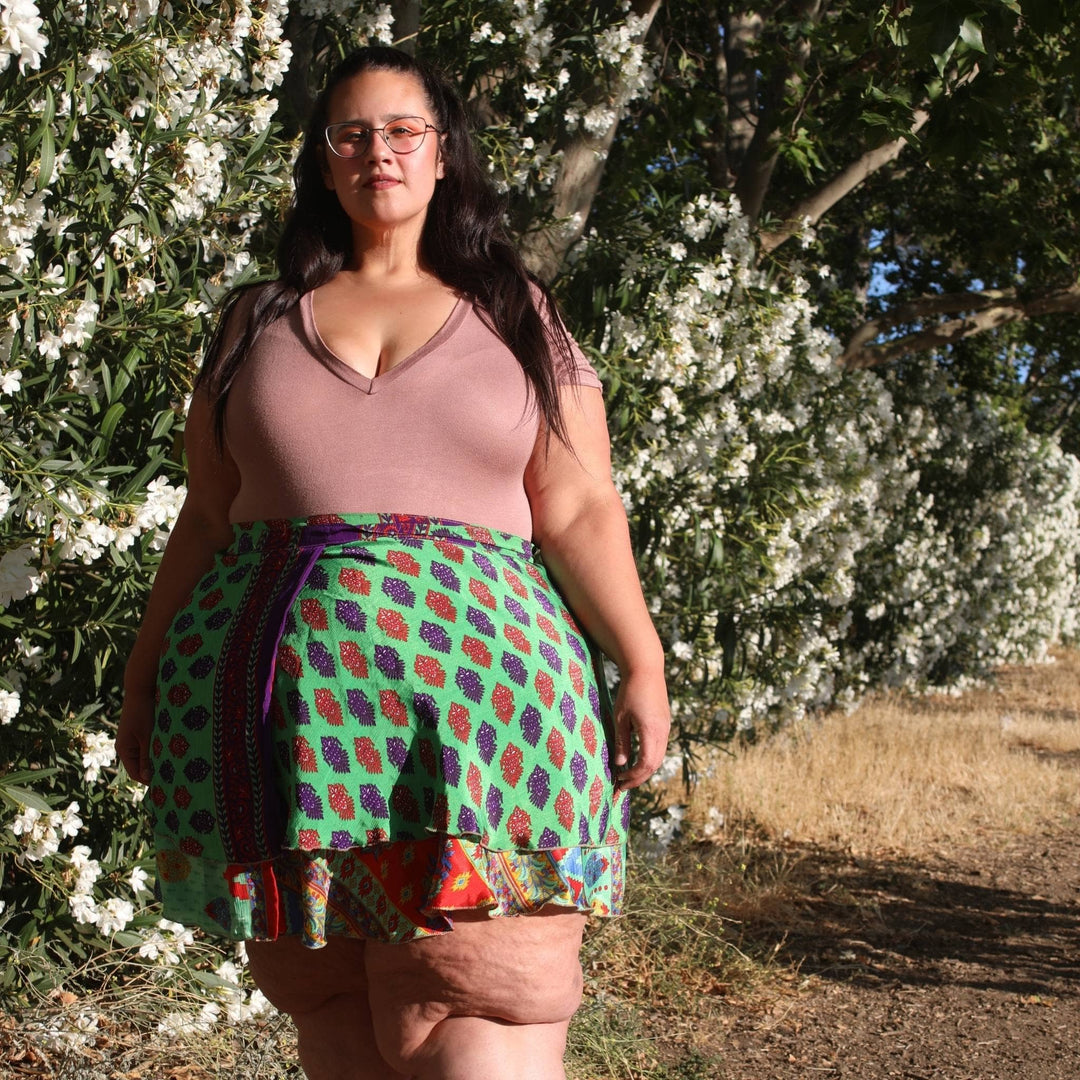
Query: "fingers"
116 703 153 785
116 734 151 786
612 710 631 769
613 713 671 793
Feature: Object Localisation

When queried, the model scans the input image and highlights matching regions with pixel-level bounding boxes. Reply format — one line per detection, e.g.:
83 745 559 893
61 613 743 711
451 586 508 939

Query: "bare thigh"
247 935 407 1080
366 906 587 1069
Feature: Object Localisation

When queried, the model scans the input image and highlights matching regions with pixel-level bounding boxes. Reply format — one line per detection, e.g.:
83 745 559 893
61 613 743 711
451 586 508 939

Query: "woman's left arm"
525 385 670 792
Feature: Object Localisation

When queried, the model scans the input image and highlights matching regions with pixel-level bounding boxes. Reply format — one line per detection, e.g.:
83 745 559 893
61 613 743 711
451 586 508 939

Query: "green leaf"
37 125 55 193
95 402 126 453
0 768 59 787
0 785 54 813
958 17 986 54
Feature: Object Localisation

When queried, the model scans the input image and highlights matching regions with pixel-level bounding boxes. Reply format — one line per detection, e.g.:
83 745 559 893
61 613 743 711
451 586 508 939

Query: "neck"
349 220 428 284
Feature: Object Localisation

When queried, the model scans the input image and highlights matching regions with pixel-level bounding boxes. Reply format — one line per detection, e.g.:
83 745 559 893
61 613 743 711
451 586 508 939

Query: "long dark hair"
196 46 574 446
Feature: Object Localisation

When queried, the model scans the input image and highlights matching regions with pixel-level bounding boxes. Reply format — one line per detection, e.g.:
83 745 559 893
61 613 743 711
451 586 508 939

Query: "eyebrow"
332 113 429 125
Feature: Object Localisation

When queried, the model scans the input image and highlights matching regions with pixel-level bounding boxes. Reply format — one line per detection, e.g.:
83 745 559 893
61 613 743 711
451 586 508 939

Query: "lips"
364 176 401 189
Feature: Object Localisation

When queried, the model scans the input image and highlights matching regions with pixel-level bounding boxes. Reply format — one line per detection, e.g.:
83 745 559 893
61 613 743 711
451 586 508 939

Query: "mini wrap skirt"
149 513 628 946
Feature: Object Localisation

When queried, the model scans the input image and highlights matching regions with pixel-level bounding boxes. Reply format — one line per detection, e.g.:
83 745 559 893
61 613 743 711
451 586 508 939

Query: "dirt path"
722 821 1080 1079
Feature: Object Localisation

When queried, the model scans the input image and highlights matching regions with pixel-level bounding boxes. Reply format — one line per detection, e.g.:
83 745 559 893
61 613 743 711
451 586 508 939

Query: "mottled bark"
726 2 824 223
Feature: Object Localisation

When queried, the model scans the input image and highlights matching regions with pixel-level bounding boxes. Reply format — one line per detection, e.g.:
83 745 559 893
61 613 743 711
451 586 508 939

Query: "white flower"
59 801 82 838
139 931 181 966
69 844 101 895
652 753 683 783
0 687 19 723
96 897 135 935
82 47 112 76
582 103 617 136
671 640 694 661
129 865 151 895
36 330 63 359
42 210 74 238
105 129 137 175
69 892 100 925
9 806 40 837
67 352 100 396
0 368 21 394
11 805 64 860
157 1002 219 1037
82 730 116 783
0 0 49 74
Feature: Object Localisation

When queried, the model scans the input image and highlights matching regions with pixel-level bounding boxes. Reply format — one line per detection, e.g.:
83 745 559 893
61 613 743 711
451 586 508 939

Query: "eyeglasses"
324 117 443 158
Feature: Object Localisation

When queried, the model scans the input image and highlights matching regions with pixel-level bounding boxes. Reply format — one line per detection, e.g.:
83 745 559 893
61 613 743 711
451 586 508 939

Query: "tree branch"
759 106 930 254
519 0 663 282
761 59 982 256
840 283 1080 368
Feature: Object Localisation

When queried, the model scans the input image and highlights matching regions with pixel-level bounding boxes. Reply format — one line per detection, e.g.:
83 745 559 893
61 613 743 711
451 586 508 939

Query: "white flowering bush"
844 360 1080 692
557 196 903 767
4 0 1080 1036
0 0 292 1002
556 176 1080 777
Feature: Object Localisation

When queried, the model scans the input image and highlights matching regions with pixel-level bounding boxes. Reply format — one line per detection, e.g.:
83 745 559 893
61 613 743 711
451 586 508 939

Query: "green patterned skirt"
149 514 628 945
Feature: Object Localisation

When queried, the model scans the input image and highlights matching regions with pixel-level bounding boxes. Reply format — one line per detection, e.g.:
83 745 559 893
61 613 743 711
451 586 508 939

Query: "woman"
117 46 669 1080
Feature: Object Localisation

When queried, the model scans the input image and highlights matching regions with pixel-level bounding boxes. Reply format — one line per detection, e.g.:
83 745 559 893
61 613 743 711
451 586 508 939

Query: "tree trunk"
281 13 320 135
723 10 763 172
519 0 664 283
726 2 823 222
391 1 422 53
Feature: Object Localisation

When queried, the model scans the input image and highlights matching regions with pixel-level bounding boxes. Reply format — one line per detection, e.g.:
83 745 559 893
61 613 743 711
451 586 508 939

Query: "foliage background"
1 0 1078 1035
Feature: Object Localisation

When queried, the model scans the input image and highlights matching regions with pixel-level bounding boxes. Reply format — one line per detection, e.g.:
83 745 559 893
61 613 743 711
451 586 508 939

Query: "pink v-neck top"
224 289 602 538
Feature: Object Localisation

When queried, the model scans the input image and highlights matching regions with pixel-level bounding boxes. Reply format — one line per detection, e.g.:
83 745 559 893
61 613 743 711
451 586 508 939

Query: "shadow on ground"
734 829 1080 1000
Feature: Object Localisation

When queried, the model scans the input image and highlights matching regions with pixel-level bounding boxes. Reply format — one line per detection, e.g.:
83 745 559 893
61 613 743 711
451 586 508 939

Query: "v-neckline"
301 290 468 395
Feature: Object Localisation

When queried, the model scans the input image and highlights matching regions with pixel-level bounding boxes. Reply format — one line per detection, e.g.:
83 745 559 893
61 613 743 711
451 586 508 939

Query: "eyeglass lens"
327 118 430 157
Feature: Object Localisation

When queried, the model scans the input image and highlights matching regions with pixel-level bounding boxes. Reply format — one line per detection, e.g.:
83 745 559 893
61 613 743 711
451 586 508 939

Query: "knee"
516 955 583 1024
370 960 583 1074
377 1013 576 1080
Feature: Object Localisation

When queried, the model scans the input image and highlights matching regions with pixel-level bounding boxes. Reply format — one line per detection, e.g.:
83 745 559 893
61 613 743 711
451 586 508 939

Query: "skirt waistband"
230 513 535 561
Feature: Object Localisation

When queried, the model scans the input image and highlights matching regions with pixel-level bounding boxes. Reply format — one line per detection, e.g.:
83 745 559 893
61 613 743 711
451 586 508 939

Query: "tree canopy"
275 2 1080 433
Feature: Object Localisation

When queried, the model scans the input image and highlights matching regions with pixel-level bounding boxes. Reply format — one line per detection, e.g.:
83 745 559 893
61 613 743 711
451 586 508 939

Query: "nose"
366 133 395 163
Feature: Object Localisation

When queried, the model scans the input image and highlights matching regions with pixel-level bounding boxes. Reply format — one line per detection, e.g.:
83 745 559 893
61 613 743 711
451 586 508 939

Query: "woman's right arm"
115 388 240 784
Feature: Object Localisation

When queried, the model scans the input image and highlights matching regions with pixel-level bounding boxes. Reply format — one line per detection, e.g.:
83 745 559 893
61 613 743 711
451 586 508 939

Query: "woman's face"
321 68 445 243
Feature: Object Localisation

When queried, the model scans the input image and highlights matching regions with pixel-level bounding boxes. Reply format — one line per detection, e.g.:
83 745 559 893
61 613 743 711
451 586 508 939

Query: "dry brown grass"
686 649 1080 854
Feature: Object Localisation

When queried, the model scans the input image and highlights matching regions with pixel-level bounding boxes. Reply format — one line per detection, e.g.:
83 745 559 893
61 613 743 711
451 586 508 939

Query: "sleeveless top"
224 290 602 538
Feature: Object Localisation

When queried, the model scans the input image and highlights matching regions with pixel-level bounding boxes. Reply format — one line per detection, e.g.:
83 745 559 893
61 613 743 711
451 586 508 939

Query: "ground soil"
715 820 1080 1080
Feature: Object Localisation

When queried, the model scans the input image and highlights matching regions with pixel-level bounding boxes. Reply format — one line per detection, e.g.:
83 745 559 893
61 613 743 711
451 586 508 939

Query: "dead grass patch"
686 649 1080 854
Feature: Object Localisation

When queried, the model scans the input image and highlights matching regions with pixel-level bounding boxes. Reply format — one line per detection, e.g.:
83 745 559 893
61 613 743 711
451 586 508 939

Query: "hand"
611 667 670 792
115 686 154 786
